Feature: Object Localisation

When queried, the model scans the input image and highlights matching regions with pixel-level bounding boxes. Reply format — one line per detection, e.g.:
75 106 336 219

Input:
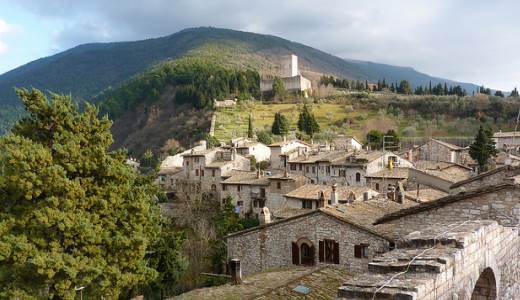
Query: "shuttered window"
292 242 299 265
355 244 369 258
319 239 339 264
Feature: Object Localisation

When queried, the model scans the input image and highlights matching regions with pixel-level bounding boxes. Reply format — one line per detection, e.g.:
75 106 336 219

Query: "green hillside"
0 27 482 135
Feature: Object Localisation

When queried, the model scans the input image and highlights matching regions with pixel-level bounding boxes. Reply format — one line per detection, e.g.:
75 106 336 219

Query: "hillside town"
155 125 520 298
2 3 520 298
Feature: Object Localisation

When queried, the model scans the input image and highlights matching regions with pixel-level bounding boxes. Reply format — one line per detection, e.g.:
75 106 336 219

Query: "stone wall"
227 212 389 276
338 220 520 300
379 185 520 238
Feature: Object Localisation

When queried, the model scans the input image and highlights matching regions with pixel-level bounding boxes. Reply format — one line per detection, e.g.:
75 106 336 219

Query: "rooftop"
157 166 183 176
172 266 351 300
493 131 520 138
365 168 409 179
289 150 350 164
284 184 377 201
268 139 310 147
222 171 270 186
404 188 448 203
427 138 463 151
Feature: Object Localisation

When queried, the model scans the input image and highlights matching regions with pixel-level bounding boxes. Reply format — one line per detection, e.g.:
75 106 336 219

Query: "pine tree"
271 112 290 136
510 87 519 97
469 125 497 172
0 89 163 298
297 105 320 138
247 113 254 138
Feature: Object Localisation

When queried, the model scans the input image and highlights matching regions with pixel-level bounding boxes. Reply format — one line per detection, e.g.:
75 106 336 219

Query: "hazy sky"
0 0 518 90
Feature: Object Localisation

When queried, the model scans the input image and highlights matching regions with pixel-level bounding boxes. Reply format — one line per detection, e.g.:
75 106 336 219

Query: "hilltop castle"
260 54 312 93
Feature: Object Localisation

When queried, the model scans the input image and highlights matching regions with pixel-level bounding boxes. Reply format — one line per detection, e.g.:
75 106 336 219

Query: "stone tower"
280 54 298 77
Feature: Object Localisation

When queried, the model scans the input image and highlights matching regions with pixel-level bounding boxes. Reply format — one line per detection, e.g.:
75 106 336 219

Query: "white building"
230 138 271 162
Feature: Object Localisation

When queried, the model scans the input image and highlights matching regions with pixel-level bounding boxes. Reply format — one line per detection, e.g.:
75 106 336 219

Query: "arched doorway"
471 268 497 300
291 238 315 266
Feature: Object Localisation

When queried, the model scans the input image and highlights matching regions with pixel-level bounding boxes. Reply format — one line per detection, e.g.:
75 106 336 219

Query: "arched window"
211 184 217 191
471 267 497 300
355 172 361 182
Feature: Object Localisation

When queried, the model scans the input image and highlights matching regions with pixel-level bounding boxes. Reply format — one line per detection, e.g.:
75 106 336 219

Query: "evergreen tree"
397 80 413 94
494 90 505 97
366 130 383 150
271 112 290 136
247 113 254 138
272 77 285 98
257 131 274 145
443 82 448 95
469 125 497 172
0 89 162 298
297 105 320 138
510 87 519 97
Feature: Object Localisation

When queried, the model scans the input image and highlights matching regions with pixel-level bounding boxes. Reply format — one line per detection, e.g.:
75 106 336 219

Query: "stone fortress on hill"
260 54 312 93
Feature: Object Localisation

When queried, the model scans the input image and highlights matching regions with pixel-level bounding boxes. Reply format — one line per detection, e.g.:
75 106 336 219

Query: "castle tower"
281 54 298 77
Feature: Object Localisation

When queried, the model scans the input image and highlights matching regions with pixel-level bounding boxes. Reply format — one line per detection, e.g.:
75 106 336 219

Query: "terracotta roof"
419 168 470 183
493 131 520 138
365 168 409 179
284 184 377 201
222 172 270 186
374 183 514 224
272 207 310 219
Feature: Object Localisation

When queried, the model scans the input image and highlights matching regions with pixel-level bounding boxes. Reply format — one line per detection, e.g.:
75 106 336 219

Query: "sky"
0 0 518 90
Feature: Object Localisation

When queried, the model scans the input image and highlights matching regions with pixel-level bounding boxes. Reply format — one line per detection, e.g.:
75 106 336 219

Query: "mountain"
0 27 480 108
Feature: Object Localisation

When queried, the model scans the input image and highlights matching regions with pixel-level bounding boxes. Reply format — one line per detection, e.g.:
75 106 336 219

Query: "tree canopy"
271 112 290 136
0 89 162 299
297 105 320 138
469 125 497 172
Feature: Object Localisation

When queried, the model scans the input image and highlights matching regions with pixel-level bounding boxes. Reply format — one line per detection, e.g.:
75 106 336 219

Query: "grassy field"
214 101 398 141
213 99 494 144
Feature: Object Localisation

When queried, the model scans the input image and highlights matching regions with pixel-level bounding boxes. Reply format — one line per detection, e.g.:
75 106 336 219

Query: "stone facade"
227 211 390 276
414 139 462 164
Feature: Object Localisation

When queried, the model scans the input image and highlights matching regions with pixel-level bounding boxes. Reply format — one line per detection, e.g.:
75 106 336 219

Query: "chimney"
256 168 261 178
230 259 242 285
261 207 271 224
318 191 325 208
330 183 338 205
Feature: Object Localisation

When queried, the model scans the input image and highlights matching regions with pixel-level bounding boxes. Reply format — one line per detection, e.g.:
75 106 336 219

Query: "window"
299 164 303 171
201 170 204 177
326 166 331 174
160 176 165 182
186 161 189 166
237 201 243 206
319 240 339 264
339 170 346 177
306 166 309 173
195 169 199 176
312 166 316 173
212 169 216 177
222 185 227 191
277 182 282 189
375 183 380 191
290 164 296 171
211 184 216 191
354 244 369 258
237 185 241 192
355 172 361 182
302 200 313 209
194 157 199 163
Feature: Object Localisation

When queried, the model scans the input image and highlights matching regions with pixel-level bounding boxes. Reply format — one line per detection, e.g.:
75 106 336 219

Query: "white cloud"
0 18 16 54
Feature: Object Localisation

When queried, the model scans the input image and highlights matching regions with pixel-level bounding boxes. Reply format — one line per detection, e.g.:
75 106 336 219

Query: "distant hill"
0 27 480 108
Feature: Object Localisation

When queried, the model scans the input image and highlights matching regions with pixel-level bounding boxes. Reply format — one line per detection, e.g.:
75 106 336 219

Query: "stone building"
259 54 312 93
221 171 270 218
365 167 408 194
230 138 271 162
268 139 311 170
493 130 520 150
283 183 379 210
413 138 464 164
181 147 250 194
332 135 363 151
226 197 417 276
